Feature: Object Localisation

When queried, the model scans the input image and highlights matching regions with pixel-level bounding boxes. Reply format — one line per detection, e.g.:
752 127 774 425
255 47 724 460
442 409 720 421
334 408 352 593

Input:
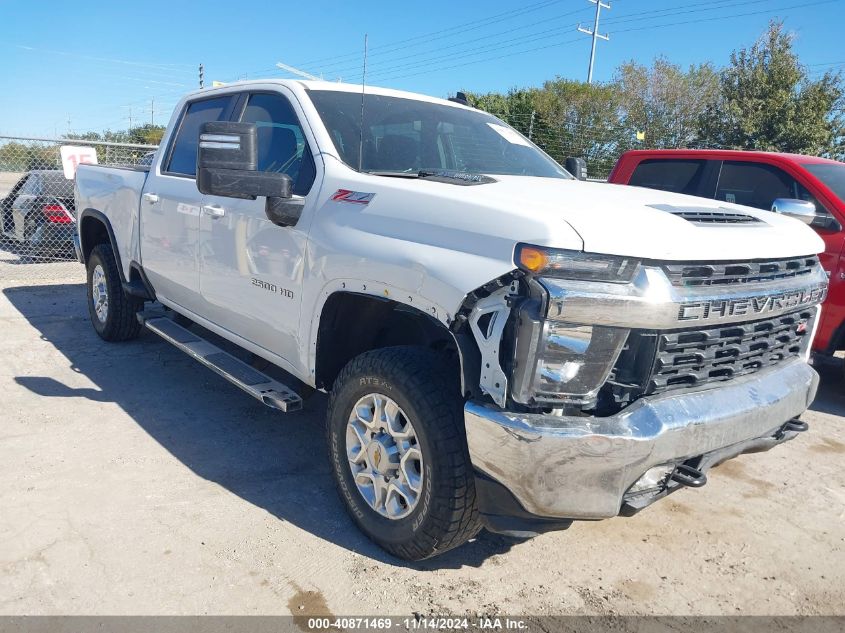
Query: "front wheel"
326 346 481 560
86 243 143 341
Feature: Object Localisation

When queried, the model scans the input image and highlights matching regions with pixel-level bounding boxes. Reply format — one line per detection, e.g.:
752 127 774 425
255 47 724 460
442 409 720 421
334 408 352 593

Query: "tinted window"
166 97 231 176
238 92 316 195
628 159 708 195
41 172 74 197
716 161 828 214
20 175 41 195
804 163 845 204
307 89 568 179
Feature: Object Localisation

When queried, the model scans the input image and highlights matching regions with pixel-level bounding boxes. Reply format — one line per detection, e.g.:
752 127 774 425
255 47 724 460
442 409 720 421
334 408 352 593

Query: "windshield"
804 162 845 203
307 89 570 179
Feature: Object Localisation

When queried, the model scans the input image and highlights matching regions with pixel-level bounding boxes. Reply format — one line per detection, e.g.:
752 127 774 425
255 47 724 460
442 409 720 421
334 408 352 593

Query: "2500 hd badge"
251 277 294 299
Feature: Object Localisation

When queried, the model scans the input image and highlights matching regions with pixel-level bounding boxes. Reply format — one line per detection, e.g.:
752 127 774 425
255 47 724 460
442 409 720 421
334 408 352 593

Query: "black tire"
326 346 481 560
86 243 143 341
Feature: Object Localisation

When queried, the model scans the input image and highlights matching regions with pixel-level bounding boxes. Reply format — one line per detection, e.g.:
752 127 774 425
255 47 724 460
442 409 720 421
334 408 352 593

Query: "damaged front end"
456 245 826 536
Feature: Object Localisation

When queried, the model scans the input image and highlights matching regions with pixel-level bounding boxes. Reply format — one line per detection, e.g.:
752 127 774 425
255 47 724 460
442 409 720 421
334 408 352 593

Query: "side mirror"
197 121 301 227
565 157 588 181
771 198 820 226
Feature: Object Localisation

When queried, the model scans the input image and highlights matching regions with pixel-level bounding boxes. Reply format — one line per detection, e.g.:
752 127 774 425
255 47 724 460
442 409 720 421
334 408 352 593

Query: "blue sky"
1 0 843 137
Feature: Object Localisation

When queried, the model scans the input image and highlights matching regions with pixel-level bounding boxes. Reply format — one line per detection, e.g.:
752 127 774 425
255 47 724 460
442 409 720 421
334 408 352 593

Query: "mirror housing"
197 121 292 201
565 156 587 181
771 198 821 226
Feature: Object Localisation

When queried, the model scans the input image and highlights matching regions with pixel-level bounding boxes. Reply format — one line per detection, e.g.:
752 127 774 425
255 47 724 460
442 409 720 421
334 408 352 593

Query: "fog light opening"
627 464 676 495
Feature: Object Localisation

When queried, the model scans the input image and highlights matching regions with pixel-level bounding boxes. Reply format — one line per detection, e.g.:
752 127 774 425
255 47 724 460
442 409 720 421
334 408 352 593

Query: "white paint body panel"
75 79 826 387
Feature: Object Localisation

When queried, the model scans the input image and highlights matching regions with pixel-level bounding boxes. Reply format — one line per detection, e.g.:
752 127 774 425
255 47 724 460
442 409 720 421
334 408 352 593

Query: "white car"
74 79 827 560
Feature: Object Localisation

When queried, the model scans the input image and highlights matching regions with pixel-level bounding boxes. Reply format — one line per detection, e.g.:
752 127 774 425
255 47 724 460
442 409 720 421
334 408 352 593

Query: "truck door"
198 89 318 366
141 94 236 315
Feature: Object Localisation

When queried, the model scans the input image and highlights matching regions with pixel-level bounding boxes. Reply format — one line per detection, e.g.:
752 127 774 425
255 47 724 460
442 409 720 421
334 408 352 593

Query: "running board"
140 315 303 412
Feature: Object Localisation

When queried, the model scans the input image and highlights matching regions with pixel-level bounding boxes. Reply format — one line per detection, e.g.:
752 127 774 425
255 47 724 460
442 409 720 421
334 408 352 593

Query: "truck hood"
460 176 825 260
360 175 824 261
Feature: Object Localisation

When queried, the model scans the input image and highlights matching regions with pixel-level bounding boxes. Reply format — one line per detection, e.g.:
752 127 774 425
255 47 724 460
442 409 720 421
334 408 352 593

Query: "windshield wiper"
364 170 421 178
365 169 496 185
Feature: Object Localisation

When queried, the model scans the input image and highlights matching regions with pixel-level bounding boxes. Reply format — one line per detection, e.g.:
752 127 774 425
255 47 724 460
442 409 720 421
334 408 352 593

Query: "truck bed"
75 164 148 280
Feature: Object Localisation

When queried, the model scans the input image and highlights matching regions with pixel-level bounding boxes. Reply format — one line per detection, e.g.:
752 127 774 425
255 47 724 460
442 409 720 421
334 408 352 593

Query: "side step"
140 314 303 412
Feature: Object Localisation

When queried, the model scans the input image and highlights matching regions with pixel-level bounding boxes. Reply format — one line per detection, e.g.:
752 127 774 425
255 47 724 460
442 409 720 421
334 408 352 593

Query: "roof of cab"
618 148 842 166
180 78 474 111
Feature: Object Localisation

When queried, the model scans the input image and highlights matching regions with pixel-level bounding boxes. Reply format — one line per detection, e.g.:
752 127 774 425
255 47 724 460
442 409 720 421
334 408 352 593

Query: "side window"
239 92 316 196
793 179 830 216
716 161 813 211
628 159 708 195
166 96 232 177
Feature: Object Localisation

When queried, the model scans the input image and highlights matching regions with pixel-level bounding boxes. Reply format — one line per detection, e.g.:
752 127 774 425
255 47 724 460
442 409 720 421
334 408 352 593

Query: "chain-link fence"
0 135 157 280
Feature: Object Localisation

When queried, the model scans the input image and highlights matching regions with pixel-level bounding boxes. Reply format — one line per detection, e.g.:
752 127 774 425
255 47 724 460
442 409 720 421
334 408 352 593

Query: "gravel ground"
1 270 844 616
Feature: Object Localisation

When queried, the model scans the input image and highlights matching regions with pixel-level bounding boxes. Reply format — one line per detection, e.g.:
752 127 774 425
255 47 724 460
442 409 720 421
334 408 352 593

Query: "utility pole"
577 0 610 84
199 63 204 89
150 98 155 126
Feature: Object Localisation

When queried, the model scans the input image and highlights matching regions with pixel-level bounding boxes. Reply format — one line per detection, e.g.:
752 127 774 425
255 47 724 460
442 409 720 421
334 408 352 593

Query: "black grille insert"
606 309 814 406
662 256 819 287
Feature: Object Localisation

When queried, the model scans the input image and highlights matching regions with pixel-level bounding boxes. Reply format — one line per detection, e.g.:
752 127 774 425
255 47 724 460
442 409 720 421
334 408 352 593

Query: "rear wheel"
86 243 143 341
326 346 481 560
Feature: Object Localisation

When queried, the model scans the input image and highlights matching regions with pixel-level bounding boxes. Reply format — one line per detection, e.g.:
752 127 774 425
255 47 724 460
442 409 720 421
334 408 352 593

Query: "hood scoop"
648 203 764 225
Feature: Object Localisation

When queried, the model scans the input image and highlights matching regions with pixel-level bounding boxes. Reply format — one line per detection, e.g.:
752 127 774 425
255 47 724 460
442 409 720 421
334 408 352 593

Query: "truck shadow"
5 282 517 570
809 357 845 417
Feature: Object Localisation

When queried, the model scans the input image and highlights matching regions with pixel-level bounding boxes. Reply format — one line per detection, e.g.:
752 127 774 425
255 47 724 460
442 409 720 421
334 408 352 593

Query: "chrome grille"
662 256 819 287
648 309 814 394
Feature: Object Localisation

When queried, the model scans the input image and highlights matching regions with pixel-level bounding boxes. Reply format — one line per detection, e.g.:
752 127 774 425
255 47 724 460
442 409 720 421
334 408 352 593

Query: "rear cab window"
628 159 710 196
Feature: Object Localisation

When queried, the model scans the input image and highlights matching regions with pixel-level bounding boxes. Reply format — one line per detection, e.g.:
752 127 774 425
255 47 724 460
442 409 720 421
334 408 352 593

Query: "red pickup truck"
608 149 845 357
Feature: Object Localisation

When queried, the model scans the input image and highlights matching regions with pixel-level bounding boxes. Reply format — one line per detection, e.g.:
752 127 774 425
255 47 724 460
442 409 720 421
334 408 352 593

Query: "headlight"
515 243 639 283
510 297 629 406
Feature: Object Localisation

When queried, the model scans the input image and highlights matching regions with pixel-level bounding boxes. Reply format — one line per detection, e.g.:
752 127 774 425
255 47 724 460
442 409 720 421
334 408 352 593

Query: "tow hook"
776 418 809 439
670 464 707 488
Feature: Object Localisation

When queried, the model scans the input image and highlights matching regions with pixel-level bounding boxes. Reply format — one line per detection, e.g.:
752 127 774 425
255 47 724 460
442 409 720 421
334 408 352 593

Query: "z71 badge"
331 189 375 205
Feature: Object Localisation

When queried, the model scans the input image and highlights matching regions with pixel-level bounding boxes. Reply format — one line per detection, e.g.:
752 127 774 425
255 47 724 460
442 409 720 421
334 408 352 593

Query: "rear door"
198 89 319 363
141 94 236 315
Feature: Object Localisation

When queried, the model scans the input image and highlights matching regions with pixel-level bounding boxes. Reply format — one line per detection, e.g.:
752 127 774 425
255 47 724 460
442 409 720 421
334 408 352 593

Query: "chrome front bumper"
465 358 819 520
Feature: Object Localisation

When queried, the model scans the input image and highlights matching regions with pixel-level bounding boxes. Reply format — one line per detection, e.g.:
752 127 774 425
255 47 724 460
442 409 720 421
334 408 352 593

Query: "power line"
578 0 611 84
292 0 568 69
281 0 774 84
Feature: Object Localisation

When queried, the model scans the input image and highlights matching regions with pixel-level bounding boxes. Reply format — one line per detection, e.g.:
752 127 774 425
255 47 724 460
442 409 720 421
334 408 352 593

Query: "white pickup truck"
74 80 828 560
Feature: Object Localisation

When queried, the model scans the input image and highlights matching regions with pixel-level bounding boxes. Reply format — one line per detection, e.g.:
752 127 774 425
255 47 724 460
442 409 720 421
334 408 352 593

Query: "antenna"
358 34 368 172
275 61 319 81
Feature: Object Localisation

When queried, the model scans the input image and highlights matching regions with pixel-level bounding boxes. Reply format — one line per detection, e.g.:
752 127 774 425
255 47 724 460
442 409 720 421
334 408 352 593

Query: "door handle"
142 192 160 204
202 204 226 218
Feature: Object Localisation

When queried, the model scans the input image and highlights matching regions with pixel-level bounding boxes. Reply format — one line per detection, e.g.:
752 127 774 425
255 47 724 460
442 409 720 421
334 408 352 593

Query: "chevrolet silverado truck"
74 80 828 560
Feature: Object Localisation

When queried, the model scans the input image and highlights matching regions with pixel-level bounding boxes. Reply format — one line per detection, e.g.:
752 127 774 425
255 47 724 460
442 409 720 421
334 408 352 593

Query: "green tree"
615 58 719 150
463 87 541 138
127 124 166 146
531 78 624 175
699 20 844 157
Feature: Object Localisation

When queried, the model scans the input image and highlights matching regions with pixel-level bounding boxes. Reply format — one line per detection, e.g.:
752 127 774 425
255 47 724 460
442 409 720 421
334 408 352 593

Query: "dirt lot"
1 267 844 617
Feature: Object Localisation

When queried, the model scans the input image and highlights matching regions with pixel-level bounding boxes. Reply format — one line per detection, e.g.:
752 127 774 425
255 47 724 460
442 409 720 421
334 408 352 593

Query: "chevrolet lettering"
678 283 828 322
